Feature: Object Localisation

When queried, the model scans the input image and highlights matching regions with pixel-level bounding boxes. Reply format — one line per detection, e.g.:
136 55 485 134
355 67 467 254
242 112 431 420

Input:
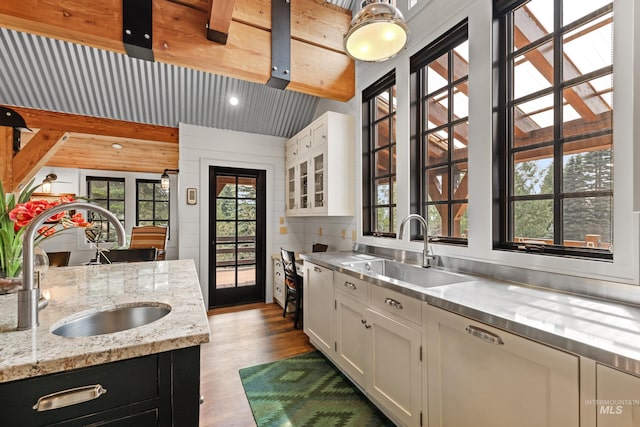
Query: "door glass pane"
238 222 256 238
237 265 256 287
299 161 308 208
237 177 256 198
217 200 236 220
216 221 236 238
216 266 235 289
288 166 296 209
238 200 256 220
314 153 324 208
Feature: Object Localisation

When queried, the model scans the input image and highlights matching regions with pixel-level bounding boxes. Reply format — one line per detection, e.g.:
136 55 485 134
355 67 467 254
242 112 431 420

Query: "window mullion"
553 0 563 246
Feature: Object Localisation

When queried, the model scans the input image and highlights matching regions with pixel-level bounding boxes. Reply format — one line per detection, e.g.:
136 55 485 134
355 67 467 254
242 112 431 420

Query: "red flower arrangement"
1 181 91 280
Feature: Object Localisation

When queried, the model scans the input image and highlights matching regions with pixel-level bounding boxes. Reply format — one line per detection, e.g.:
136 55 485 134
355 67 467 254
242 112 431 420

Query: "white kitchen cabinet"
285 111 354 216
424 304 580 427
366 308 422 427
333 272 422 427
303 262 334 354
596 364 640 426
335 273 370 386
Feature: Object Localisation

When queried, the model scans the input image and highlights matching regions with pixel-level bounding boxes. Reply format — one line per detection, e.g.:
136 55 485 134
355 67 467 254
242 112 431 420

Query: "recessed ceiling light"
229 96 239 106
112 143 123 149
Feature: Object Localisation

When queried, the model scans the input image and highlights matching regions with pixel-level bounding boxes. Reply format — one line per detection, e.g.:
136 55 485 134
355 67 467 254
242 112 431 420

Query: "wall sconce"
41 173 57 193
161 169 179 192
344 0 410 62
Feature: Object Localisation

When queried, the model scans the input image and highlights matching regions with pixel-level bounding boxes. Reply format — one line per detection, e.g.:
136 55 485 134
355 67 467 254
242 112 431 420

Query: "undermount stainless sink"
51 303 172 337
342 259 472 288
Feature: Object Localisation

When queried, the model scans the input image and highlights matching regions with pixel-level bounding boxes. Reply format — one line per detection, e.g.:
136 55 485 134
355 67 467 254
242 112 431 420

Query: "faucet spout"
397 214 433 268
17 202 126 331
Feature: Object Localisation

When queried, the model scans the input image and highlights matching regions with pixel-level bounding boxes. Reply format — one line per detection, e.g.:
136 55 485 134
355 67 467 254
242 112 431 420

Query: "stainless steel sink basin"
52 303 171 337
342 259 472 288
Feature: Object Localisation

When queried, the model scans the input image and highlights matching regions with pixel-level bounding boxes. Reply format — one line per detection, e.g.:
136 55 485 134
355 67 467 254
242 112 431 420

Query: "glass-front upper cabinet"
312 151 325 209
299 160 309 209
284 111 355 217
287 164 296 211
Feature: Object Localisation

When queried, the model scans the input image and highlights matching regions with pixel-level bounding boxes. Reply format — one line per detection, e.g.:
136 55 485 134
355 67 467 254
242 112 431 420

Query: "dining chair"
312 242 328 253
129 226 168 260
99 248 157 264
281 248 303 329
47 251 71 267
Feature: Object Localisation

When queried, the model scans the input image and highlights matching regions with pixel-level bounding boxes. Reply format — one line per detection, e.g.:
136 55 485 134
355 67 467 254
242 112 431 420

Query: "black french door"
209 166 266 308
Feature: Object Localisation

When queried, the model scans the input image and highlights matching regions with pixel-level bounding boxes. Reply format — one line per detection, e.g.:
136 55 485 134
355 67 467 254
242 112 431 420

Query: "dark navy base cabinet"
0 346 201 427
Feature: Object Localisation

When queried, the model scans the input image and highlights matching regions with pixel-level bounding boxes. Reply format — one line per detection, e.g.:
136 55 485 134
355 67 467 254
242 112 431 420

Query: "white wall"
30 167 179 266
350 0 640 285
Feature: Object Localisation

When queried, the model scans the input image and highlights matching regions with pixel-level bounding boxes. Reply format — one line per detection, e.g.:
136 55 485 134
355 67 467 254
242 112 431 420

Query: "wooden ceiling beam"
12 130 68 191
7 106 178 144
0 127 13 190
206 0 236 44
0 0 355 101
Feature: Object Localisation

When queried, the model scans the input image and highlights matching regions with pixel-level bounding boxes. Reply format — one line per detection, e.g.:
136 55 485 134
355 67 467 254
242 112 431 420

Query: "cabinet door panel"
425 305 579 427
336 294 369 386
367 309 422 427
303 263 334 354
597 364 640 426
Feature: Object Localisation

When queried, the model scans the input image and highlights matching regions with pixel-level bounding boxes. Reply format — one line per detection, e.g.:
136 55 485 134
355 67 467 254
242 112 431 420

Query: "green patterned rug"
239 351 395 427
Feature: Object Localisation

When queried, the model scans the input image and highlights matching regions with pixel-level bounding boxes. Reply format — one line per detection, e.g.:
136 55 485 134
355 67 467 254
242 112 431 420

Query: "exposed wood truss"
0 107 178 192
0 0 355 101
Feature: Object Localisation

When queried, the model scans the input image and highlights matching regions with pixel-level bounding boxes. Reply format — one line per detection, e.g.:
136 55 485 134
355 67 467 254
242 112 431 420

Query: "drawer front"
273 260 284 284
334 272 369 302
370 285 421 326
1 354 159 425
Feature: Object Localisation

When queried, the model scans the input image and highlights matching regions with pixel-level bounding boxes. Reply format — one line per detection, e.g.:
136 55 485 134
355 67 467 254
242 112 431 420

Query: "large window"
86 176 125 242
411 20 469 244
363 71 397 237
136 179 170 233
496 0 614 259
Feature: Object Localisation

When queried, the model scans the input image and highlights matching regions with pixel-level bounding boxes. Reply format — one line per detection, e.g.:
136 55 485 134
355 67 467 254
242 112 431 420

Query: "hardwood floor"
199 303 315 427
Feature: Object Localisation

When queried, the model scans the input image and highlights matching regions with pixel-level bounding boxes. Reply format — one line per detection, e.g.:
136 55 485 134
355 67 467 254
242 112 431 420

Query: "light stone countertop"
0 259 210 383
302 251 640 377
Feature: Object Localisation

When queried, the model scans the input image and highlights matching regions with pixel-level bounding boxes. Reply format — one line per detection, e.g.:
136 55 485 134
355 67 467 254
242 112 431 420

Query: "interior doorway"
209 166 266 308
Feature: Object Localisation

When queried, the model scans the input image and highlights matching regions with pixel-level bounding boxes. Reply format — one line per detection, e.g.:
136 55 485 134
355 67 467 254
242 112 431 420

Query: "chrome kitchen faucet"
17 202 126 331
397 214 434 268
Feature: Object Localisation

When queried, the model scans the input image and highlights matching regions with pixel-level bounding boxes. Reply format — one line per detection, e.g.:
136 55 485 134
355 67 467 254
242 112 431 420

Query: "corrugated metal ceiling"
0 0 357 139
0 26 324 139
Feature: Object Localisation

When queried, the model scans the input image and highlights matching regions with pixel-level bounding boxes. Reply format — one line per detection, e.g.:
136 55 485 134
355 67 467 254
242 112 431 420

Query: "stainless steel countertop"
301 251 640 377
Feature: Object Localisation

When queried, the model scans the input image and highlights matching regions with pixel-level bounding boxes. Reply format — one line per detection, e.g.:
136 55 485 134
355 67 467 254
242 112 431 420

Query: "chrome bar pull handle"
466 325 505 345
384 297 403 310
33 384 107 411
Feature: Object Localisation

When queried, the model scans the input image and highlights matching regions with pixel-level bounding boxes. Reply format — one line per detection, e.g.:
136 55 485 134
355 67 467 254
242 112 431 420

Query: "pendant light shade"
344 1 410 62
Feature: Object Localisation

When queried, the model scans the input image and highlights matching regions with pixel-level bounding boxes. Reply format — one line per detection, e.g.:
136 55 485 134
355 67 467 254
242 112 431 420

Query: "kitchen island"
0 259 210 426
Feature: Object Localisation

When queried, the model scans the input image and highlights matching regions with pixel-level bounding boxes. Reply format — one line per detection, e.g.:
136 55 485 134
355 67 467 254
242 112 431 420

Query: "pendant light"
344 0 410 62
